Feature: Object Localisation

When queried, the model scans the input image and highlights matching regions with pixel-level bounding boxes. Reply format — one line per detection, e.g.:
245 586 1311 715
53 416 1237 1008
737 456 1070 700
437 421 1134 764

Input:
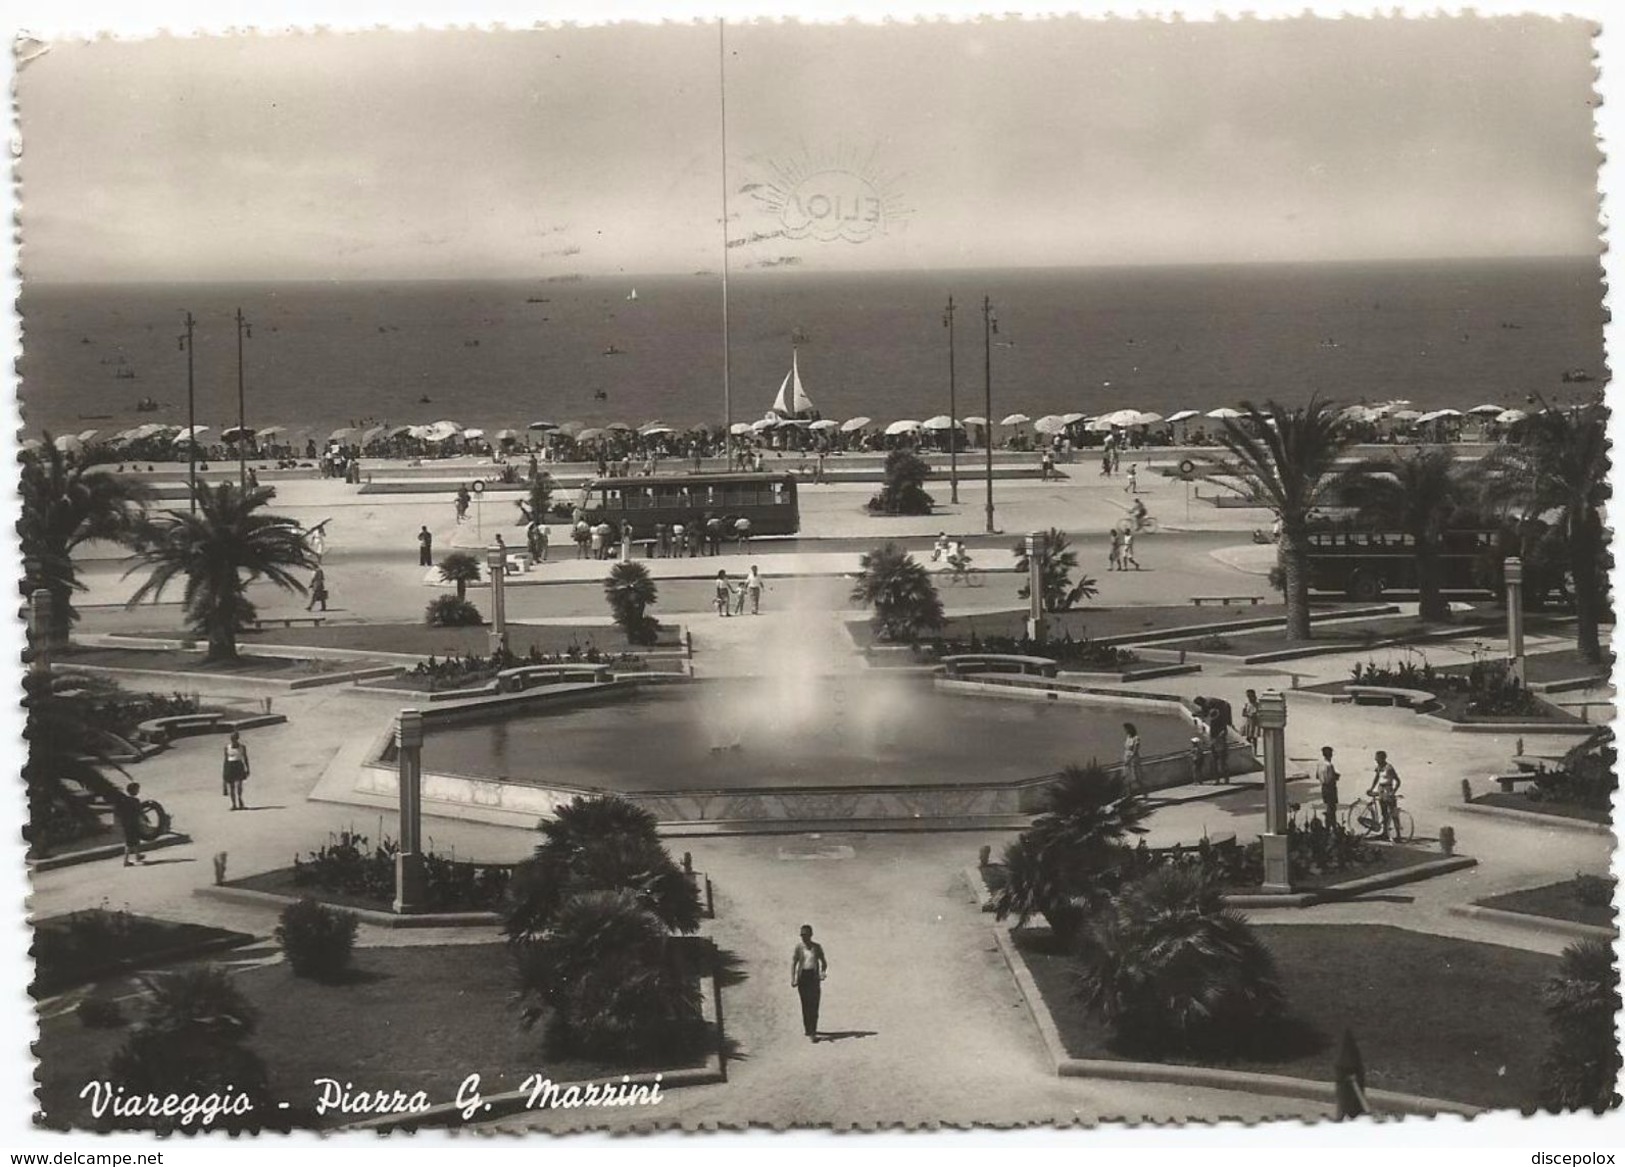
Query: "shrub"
425 595 483 627
850 543 944 643
865 449 934 515
1075 865 1286 1058
1011 528 1098 612
75 997 126 1029
289 829 512 911
1538 939 1623 1113
604 560 660 645
924 631 1138 670
107 966 270 1130
1571 873 1616 909
274 898 359 980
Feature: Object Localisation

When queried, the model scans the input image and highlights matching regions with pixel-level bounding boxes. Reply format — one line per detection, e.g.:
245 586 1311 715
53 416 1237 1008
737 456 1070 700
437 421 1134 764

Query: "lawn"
1300 679 1585 726
845 602 1369 648
33 942 715 1131
239 621 683 656
31 910 256 996
1014 923 1557 1111
1471 792 1612 825
59 646 377 677
1476 878 1618 930
1154 612 1499 659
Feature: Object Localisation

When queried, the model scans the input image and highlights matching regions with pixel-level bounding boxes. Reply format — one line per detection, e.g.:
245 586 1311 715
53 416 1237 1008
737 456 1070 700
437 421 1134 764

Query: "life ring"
136 799 172 842
1178 459 1197 478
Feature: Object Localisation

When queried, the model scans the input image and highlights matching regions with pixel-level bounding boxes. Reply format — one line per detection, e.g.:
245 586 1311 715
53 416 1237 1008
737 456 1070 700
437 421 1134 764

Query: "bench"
250 615 327 630
1493 772 1539 794
136 713 223 745
495 663 615 692
940 654 1059 679
1345 684 1438 711
1191 595 1265 607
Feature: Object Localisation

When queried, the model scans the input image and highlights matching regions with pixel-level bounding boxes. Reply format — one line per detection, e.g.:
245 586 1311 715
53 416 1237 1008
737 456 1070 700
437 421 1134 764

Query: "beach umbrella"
1495 408 1529 424
1205 407 1243 420
605 421 635 432
839 416 872 433
920 415 963 430
528 420 559 431
462 427 486 440
557 421 584 437
51 434 85 454
384 424 413 439
329 426 357 442
808 419 838 431
1388 409 1423 423
728 422 754 436
1033 415 1066 434
961 416 989 427
255 425 286 439
750 418 776 433
575 427 607 442
1467 403 1504 416
1165 409 1200 423
76 429 100 443
1060 411 1088 426
1132 411 1165 426
493 428 519 442
175 425 211 442
640 424 676 436
1096 408 1144 428
1000 413 1031 426
884 419 921 436
221 426 254 442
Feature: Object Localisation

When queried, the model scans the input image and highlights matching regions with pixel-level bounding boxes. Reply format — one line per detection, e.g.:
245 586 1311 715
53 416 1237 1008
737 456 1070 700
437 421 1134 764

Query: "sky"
15 15 1604 281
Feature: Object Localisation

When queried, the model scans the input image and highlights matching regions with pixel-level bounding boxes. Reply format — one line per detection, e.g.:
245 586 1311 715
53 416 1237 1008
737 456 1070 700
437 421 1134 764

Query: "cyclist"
946 542 973 582
1129 497 1150 531
1368 750 1403 840
931 532 951 563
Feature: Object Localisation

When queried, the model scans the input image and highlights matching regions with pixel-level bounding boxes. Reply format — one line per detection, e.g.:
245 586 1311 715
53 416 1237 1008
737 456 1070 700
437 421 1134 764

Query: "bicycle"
1121 511 1158 534
1342 795 1414 842
943 555 983 588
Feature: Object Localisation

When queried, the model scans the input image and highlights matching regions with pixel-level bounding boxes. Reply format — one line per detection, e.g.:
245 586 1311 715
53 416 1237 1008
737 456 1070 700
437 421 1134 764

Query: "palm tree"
437 552 482 600
125 483 316 662
1480 400 1610 663
1074 864 1286 1057
990 835 1084 941
850 543 945 642
1011 528 1099 613
604 560 659 644
1214 397 1355 640
1338 448 1467 621
1538 938 1622 1113
517 473 555 526
22 668 130 855
866 449 935 515
19 438 152 643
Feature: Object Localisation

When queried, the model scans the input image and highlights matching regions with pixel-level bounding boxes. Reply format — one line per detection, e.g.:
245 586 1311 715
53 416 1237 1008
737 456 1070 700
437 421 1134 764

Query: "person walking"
620 523 634 563
417 525 434 567
745 565 764 615
1368 751 1403 840
714 570 734 617
114 781 147 867
1041 449 1055 481
1121 722 1144 788
1205 696 1232 782
1120 527 1140 571
589 522 606 561
306 566 329 612
535 522 549 562
1108 528 1123 572
222 731 250 810
1125 463 1138 494
1314 746 1340 826
790 924 829 1042
454 485 471 524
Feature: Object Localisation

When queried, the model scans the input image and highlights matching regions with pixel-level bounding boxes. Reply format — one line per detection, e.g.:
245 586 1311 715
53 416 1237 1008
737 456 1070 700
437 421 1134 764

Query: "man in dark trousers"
789 924 829 1042
116 781 147 867
418 525 434 567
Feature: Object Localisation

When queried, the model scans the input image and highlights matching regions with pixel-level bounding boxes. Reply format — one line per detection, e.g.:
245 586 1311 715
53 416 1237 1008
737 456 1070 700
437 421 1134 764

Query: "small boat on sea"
771 347 817 417
627 288 638 302
602 345 624 357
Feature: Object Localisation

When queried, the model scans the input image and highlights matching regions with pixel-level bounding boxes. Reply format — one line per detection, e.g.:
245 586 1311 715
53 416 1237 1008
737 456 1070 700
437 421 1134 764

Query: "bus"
1302 522 1568 605
575 472 801 537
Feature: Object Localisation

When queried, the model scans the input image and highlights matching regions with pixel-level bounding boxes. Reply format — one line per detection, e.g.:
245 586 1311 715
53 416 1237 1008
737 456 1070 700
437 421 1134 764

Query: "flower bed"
399 645 650 693
916 632 1139 671
31 910 255 996
1012 923 1555 1110
1475 877 1617 930
228 830 513 913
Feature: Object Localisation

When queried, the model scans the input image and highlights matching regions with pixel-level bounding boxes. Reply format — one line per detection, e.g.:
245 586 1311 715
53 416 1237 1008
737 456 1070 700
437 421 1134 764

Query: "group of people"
1190 694 1237 784
1313 746 1405 839
1107 524 1140 571
714 565 766 616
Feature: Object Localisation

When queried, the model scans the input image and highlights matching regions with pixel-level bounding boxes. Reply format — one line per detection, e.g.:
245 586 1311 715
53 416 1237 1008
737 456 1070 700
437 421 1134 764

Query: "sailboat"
626 288 638 302
771 347 816 418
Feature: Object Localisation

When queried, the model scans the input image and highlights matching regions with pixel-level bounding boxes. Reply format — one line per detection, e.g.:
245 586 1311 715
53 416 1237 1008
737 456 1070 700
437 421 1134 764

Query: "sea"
17 257 1607 442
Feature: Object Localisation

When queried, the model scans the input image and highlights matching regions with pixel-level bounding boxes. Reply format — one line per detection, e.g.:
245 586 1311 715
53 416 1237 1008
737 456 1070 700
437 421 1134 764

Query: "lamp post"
982 296 997 534
944 296 959 504
1256 690 1291 893
1504 557 1526 687
179 311 197 513
717 18 732 472
1025 531 1046 643
393 709 426 914
235 308 252 490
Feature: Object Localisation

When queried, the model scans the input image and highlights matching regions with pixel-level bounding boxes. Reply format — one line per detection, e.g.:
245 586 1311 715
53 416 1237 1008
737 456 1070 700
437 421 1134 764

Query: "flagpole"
718 18 732 470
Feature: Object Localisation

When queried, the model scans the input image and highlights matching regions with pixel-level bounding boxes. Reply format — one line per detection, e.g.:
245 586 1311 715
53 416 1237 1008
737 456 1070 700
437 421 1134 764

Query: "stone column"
1024 530 1047 643
1504 556 1525 687
27 589 54 673
393 709 426 914
486 549 508 654
1256 689 1292 893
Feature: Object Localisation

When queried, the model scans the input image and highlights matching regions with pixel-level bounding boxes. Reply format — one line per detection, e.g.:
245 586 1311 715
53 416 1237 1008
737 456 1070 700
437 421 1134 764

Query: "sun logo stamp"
745 144 911 245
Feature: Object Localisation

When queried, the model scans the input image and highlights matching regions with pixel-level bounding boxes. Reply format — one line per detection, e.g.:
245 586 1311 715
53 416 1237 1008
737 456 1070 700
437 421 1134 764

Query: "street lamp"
236 308 252 490
943 296 959 504
178 311 197 513
982 296 998 534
